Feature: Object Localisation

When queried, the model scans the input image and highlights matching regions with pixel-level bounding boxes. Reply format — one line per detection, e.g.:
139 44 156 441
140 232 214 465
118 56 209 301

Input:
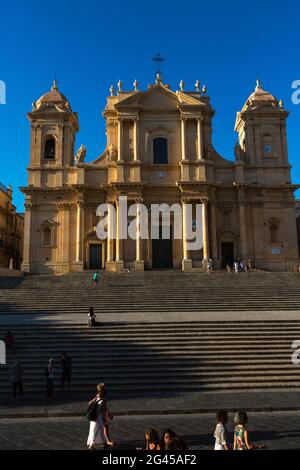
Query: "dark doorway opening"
89 244 102 270
221 242 234 267
152 226 173 268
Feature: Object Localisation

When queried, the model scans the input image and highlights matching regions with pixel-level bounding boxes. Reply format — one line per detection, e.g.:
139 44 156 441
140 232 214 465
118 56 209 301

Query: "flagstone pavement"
0 411 300 450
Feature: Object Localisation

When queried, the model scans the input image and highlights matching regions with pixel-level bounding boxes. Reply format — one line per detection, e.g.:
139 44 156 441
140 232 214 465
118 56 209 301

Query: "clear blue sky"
1 0 299 211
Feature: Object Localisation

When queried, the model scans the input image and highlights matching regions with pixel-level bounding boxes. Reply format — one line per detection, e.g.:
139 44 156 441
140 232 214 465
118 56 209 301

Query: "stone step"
1 380 300 394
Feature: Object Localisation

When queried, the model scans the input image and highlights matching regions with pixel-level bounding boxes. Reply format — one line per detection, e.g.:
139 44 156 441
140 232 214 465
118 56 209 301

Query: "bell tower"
234 81 290 184
27 80 79 187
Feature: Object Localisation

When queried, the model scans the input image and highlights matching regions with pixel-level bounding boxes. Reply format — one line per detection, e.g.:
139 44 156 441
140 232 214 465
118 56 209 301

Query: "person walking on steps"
87 383 114 450
93 271 99 286
88 307 97 327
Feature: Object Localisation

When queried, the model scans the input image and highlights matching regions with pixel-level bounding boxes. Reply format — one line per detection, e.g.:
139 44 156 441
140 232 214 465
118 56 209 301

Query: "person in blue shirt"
93 271 99 286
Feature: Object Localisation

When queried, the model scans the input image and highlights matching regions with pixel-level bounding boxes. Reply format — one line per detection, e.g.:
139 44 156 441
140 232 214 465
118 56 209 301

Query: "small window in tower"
44 137 56 159
43 227 52 246
153 137 168 164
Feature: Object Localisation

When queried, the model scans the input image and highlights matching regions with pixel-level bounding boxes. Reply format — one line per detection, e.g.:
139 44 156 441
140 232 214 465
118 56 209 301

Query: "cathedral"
21 74 299 274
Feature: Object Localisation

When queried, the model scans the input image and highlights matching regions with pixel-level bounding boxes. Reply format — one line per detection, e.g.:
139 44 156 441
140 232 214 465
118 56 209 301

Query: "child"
233 411 251 450
87 307 96 327
214 410 229 450
145 429 160 450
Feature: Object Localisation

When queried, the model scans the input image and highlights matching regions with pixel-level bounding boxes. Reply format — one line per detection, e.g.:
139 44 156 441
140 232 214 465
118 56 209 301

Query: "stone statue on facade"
234 142 243 161
75 144 87 165
106 144 118 163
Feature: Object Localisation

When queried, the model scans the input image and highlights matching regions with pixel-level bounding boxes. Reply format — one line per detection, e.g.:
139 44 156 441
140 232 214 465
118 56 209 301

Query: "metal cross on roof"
152 53 165 74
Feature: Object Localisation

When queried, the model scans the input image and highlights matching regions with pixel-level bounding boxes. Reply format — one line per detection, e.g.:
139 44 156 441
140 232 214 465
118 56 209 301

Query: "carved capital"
57 202 73 210
24 202 33 211
200 196 209 205
107 121 117 128
77 200 85 208
134 198 143 204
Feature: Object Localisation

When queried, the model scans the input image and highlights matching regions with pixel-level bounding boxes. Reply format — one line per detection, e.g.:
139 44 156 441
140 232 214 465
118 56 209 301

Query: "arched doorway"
85 228 105 270
218 230 238 268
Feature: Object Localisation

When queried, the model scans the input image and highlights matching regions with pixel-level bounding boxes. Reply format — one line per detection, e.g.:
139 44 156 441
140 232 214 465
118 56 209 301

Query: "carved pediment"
114 83 207 114
115 85 178 110
41 219 59 227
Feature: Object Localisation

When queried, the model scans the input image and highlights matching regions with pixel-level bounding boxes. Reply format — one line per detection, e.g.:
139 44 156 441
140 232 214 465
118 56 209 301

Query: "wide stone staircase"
0 320 300 397
0 271 300 397
1 270 300 315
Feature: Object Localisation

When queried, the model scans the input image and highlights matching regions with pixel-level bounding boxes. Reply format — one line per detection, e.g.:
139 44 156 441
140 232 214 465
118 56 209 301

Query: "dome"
33 80 72 112
242 80 279 111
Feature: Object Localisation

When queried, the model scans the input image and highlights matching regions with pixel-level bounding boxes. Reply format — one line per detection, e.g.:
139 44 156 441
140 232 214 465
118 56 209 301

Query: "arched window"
44 137 56 159
153 137 168 164
270 224 279 243
43 227 52 246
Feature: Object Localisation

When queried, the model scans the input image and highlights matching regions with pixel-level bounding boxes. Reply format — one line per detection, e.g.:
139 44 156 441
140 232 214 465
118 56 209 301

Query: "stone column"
75 201 84 264
197 117 204 160
133 118 138 161
238 189 248 258
117 118 123 161
281 125 288 164
59 203 70 273
29 124 36 166
34 125 42 186
21 201 33 272
182 199 192 271
135 200 144 271
57 123 64 165
117 118 125 181
36 124 42 162
107 203 114 262
181 117 187 161
115 200 124 270
210 198 219 264
254 126 262 163
202 198 209 266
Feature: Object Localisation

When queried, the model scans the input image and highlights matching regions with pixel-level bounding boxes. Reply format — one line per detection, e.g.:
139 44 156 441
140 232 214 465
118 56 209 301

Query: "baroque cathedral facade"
21 75 299 274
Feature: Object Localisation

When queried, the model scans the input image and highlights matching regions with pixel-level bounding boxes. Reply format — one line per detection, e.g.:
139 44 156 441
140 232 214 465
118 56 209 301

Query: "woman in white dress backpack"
87 383 114 449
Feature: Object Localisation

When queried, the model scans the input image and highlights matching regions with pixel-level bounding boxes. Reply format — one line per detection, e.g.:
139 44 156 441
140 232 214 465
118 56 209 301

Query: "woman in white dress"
87 383 112 450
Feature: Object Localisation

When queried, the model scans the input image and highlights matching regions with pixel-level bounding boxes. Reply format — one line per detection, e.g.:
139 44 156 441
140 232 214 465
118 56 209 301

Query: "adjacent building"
0 183 24 269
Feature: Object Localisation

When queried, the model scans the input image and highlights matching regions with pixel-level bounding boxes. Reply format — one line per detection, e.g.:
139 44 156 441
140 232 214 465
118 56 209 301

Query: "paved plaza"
0 411 300 450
